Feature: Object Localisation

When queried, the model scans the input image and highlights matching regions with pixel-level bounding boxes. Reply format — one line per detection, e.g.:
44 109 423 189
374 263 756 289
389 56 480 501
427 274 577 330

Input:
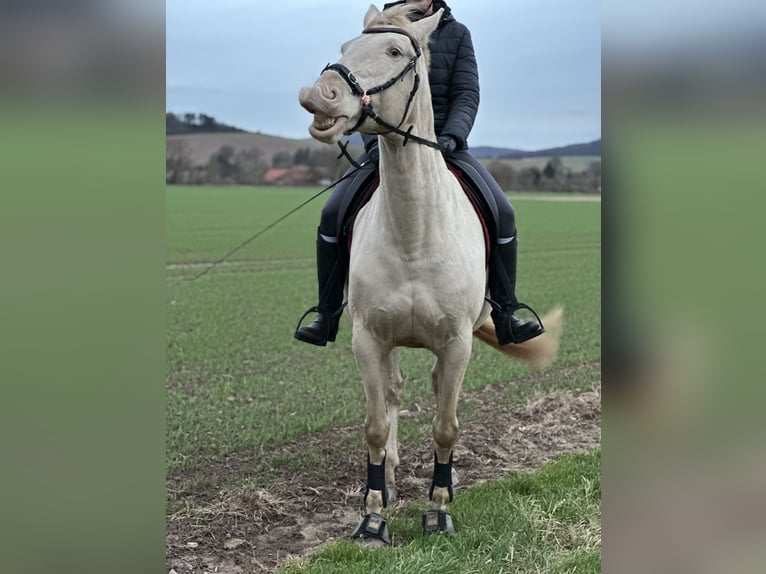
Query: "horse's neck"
375 116 460 247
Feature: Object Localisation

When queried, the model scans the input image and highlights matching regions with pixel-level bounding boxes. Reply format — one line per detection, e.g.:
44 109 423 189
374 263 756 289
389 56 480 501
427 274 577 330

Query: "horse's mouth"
308 113 347 143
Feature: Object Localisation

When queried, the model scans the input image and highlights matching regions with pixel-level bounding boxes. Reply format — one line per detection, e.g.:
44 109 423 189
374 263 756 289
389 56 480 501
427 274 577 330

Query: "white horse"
298 4 562 542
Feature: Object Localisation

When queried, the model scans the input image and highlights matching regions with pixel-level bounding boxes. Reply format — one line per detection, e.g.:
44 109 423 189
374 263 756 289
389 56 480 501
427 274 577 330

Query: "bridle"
320 26 441 152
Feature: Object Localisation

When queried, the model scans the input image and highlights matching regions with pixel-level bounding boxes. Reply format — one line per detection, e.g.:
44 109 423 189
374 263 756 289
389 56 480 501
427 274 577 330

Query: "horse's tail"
473 306 564 372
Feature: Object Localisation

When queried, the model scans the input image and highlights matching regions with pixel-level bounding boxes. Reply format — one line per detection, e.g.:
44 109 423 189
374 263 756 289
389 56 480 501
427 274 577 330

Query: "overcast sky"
167 0 601 150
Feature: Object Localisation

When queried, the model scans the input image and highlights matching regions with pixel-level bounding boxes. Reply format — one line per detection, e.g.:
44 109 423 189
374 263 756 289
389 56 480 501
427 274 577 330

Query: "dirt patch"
166 361 601 574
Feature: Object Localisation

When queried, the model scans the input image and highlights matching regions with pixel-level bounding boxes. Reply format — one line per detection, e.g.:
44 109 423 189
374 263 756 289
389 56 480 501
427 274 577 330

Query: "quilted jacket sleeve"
441 26 480 149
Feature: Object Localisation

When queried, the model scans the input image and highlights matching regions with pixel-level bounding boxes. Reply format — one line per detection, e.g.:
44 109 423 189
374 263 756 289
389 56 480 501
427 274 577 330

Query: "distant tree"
486 159 516 191
199 114 216 131
308 147 343 171
584 160 601 193
166 139 192 184
235 147 269 185
293 148 312 165
166 112 245 134
207 145 239 183
166 113 188 135
543 156 564 180
517 167 542 190
272 151 292 168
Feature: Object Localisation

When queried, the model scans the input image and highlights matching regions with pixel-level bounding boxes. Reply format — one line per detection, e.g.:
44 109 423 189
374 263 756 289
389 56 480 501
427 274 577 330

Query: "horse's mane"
364 5 432 68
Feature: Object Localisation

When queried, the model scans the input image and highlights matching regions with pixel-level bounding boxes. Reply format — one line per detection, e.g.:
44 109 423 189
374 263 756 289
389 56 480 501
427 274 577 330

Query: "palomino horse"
298 4 561 543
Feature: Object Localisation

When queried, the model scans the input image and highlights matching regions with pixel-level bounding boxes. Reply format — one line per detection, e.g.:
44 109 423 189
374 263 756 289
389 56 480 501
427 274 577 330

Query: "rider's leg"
453 152 544 345
294 176 349 346
488 233 545 344
295 154 376 346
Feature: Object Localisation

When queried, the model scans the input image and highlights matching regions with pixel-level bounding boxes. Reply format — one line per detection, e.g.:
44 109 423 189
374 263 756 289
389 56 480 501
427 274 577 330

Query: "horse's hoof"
351 512 390 545
422 509 454 535
386 486 398 504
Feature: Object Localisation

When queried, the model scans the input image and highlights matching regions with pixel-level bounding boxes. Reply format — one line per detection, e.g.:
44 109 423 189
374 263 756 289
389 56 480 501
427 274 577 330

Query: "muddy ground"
166 360 601 574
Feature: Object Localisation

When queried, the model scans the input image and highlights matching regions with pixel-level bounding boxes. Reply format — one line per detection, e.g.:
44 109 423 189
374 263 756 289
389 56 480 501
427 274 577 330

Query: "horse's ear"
364 5 380 28
412 7 443 43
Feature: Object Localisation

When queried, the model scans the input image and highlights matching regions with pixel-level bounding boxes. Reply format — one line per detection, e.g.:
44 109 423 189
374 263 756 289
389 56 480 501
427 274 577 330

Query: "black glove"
437 135 457 155
366 143 380 164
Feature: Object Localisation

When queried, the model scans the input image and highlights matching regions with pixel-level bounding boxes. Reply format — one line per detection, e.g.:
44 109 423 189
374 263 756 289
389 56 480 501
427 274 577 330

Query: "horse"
298 4 562 543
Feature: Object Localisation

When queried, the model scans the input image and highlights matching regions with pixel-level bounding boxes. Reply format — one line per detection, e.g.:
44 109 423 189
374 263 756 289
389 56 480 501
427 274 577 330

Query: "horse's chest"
354 302 462 348
348 276 471 342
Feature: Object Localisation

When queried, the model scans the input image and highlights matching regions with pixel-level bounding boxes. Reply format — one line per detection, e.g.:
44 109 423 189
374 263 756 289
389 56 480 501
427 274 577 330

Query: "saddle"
337 157 499 264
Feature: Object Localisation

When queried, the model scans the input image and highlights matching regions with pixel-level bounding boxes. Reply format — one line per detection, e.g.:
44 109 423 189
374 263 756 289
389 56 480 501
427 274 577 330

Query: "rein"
321 26 442 152
189 163 371 281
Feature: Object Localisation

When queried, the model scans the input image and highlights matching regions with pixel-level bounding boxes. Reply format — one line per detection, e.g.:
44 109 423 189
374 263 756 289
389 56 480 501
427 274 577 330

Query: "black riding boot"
488 236 545 345
294 230 346 346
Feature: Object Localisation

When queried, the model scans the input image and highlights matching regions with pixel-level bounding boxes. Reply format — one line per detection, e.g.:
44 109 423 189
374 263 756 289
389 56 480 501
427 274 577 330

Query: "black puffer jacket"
368 0 480 150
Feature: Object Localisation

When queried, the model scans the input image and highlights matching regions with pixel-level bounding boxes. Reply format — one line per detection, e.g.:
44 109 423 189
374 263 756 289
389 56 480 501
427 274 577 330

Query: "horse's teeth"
313 116 336 130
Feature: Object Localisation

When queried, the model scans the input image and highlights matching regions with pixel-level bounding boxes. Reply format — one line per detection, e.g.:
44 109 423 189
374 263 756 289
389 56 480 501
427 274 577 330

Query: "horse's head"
298 4 442 144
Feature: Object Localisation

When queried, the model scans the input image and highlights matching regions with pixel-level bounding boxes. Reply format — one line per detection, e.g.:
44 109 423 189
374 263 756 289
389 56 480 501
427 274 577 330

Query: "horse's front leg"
350 327 393 546
383 348 403 503
424 335 472 535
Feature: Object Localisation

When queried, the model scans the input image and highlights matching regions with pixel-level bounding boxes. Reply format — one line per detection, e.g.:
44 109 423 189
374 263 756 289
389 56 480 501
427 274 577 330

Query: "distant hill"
469 145 525 158
472 139 601 159
167 131 344 167
346 133 600 159
167 117 599 166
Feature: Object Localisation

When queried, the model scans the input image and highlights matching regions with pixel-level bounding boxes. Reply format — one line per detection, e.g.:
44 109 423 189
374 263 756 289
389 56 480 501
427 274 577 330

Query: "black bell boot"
294 230 346 346
488 236 545 345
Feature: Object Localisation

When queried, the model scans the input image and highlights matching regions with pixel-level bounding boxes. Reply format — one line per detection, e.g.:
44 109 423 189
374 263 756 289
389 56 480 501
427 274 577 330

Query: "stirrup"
486 298 545 345
509 301 545 331
294 304 346 345
294 306 331 346
486 298 546 331
295 305 321 332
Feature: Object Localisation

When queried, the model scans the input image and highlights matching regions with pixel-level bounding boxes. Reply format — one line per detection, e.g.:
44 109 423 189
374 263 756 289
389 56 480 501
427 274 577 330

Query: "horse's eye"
390 48 402 58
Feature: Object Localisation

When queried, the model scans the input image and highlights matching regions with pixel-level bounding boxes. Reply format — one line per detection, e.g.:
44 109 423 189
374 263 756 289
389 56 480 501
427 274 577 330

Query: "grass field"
282 450 601 574
167 186 600 471
166 185 601 572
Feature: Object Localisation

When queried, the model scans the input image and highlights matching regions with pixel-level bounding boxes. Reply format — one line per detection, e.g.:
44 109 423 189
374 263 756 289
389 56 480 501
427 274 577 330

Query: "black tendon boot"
294 230 346 346
488 236 545 345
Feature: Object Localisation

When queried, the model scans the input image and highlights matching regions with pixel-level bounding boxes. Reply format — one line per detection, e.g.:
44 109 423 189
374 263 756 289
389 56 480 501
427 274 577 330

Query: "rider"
295 0 545 347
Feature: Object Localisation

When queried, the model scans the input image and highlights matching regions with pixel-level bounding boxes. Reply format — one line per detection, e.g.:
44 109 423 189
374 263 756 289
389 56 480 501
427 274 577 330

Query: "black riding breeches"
319 150 375 239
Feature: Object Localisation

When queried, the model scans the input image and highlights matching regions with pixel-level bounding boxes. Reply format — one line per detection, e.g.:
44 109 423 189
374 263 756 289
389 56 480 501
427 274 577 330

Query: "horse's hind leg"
350 328 394 545
424 336 472 534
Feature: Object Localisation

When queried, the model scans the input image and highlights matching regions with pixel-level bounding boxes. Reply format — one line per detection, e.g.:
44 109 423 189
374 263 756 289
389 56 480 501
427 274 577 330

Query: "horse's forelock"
364 5 419 32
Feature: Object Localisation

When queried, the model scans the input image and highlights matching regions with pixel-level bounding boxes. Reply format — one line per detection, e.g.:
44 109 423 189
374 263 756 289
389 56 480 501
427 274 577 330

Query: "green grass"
166 186 600 472
280 449 601 574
